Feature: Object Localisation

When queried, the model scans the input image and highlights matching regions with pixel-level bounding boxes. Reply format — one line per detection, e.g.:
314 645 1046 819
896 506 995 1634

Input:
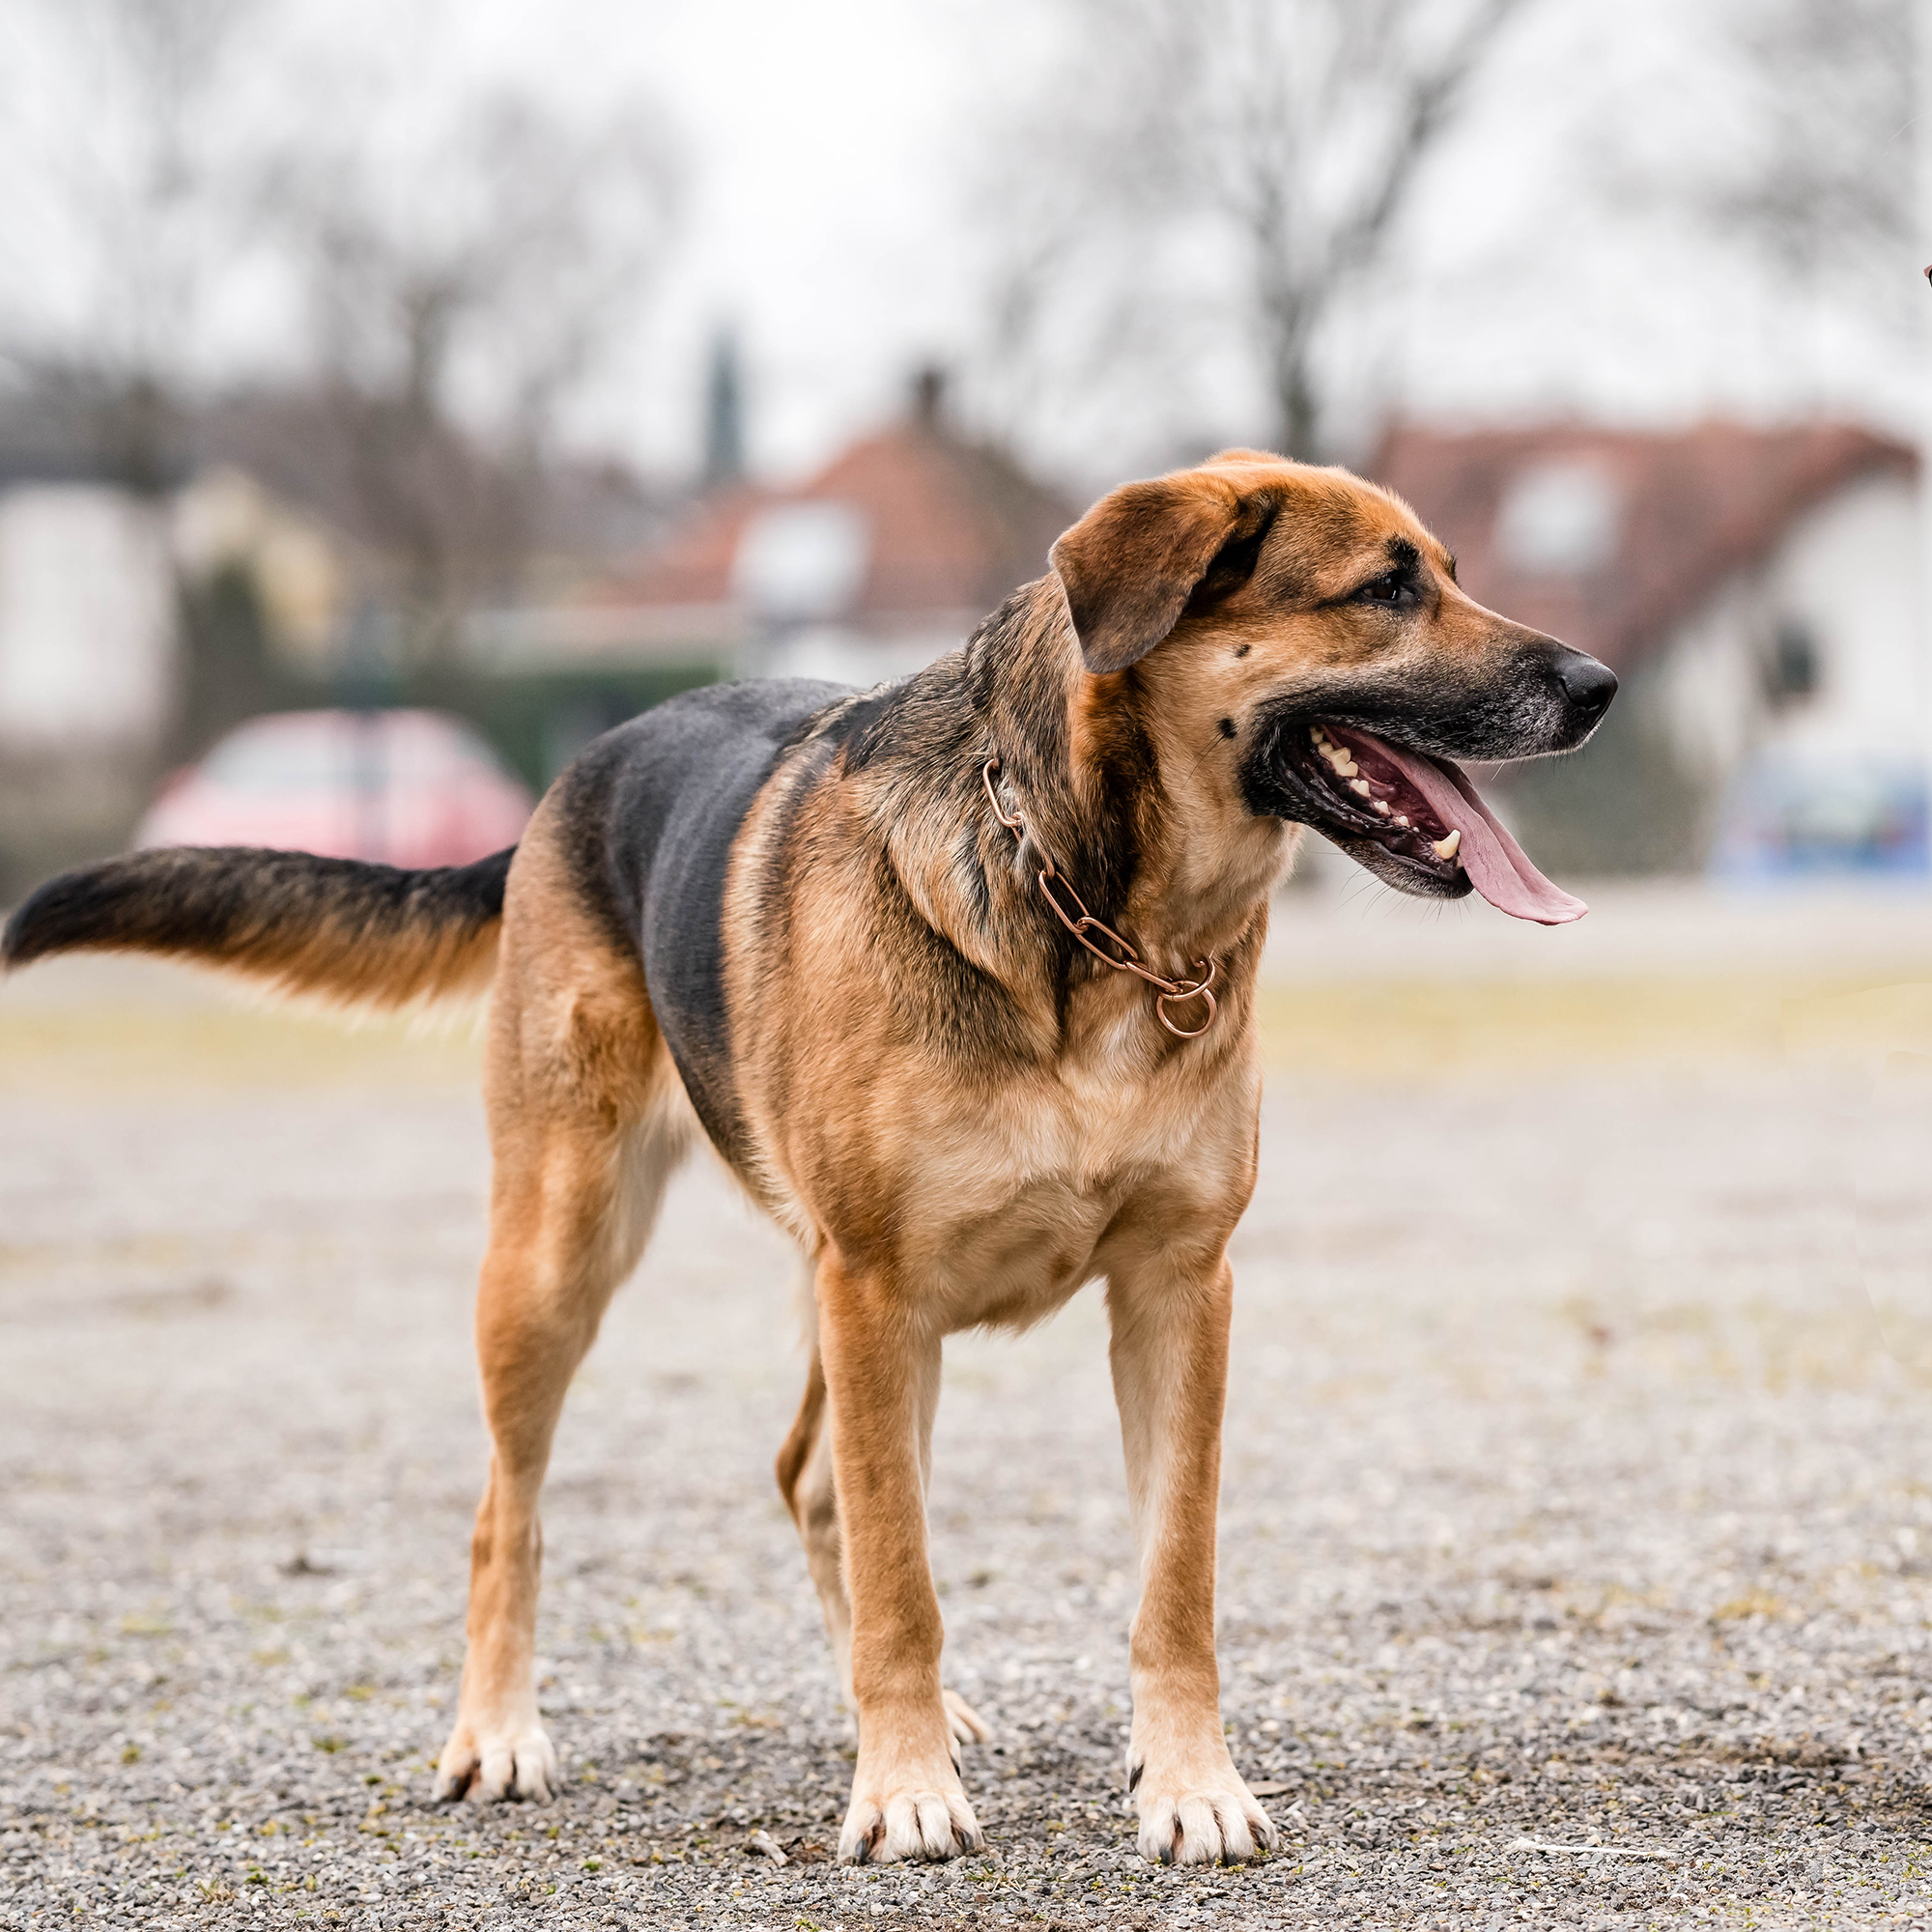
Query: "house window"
1493 460 1621 576
1764 619 1819 705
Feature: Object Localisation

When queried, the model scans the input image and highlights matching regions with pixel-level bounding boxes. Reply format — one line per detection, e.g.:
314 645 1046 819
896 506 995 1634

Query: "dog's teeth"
1349 779 1371 797
1373 799 1391 816
1335 758 1358 777
1393 814 1409 828
1432 829 1462 861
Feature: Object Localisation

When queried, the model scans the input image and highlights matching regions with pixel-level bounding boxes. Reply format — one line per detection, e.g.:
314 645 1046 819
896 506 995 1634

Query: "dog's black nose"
1553 648 1617 718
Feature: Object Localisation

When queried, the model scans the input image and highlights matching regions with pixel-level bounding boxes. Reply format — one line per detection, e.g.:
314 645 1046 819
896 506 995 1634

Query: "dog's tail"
0 844 515 1010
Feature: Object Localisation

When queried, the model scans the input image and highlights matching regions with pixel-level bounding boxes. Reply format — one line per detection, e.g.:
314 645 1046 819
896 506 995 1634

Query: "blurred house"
192 386 676 623
0 483 174 754
0 375 405 896
539 371 1077 704
173 467 350 674
0 418 181 895
185 392 697 790
1374 421 1922 875
0 457 370 899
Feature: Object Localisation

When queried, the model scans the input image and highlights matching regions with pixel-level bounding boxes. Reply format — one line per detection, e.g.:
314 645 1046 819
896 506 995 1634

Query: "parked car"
1709 746 1929 879
138 709 534 868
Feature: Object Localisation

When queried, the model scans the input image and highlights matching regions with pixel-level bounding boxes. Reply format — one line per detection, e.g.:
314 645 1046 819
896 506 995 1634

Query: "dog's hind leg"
434 831 686 1804
776 1315 989 1752
775 1340 851 1690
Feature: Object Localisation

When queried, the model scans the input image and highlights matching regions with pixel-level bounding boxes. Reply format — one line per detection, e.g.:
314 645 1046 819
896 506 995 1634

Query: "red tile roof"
1370 421 1916 669
605 415 1078 627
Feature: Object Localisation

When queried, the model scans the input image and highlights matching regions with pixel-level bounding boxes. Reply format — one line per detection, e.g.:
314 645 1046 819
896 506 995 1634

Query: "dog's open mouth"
1293 723 1587 925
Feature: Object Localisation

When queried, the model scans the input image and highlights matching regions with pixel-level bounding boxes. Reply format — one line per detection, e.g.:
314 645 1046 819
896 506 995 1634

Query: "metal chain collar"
981 757 1218 1039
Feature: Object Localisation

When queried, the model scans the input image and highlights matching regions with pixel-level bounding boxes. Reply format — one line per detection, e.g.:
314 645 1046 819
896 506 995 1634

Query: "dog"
2 450 1614 1867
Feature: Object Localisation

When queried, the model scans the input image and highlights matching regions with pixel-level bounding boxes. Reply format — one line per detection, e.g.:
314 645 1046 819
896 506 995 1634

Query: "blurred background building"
591 367 1075 690
0 0 1925 900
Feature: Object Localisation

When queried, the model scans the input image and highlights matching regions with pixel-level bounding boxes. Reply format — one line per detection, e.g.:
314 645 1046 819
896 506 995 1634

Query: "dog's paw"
433 1716 558 1804
838 1767 983 1864
1128 1751 1277 1866
943 1689 991 1747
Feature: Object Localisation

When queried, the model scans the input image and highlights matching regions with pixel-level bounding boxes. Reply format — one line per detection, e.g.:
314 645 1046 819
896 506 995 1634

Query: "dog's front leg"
815 1249 982 1863
1107 1253 1278 1865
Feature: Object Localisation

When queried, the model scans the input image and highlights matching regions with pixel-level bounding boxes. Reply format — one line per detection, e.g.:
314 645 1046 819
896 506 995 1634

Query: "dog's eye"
1355 572 1411 608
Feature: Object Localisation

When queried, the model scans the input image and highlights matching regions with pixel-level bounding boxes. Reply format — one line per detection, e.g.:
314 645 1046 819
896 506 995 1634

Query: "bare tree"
258 89 681 656
1678 0 1910 287
3 0 680 651
974 0 1524 467
1 0 263 488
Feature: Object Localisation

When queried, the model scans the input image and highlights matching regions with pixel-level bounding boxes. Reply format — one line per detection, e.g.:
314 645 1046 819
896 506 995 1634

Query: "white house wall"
1651 470 1922 785
1651 572 1766 776
1760 472 1922 762
0 486 176 750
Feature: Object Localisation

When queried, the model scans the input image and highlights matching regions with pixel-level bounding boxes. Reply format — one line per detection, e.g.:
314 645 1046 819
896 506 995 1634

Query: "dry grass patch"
1255 971 1932 1078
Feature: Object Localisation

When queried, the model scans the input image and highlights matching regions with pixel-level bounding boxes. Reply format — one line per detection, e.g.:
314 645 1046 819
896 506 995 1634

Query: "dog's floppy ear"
1050 469 1278 675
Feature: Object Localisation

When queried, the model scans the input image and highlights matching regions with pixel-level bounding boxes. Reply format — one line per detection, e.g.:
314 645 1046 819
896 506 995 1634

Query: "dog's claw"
838 1781 982 1863
1131 1763 1277 1866
434 1718 557 1805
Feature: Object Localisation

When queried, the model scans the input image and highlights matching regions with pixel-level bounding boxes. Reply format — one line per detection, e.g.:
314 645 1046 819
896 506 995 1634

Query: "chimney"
911 364 947 432
703 326 746 487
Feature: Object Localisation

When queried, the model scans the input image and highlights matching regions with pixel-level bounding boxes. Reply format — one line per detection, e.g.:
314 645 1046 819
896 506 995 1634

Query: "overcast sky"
497 0 1928 484
4 0 1925 491
452 0 1049 475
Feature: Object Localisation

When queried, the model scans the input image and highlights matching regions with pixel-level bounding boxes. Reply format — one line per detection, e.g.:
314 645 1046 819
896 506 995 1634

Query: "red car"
139 709 534 868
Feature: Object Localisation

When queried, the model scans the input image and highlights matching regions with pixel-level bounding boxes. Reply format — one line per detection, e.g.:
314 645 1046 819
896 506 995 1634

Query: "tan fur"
7 457 1573 1864
665 455 1556 1863
207 908 503 1011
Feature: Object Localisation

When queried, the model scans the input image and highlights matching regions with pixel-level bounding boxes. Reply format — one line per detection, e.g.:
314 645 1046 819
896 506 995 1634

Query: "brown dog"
2 451 1613 1865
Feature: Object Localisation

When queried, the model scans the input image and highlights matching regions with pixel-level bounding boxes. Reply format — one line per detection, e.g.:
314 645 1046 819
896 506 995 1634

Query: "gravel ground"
6 943 1932 1928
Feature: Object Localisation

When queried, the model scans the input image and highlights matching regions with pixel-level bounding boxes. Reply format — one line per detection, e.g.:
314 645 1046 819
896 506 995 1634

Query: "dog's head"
1049 449 1616 924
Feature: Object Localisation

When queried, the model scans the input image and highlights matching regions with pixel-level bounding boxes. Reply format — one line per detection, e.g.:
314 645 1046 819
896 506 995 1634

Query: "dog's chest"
894 1055 1250 1331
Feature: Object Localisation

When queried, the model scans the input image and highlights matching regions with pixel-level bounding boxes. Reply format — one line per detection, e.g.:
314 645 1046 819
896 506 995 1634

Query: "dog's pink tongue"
1362 734 1588 925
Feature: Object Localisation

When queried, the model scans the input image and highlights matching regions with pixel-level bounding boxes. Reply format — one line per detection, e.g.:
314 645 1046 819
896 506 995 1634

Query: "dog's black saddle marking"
556 679 855 1165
